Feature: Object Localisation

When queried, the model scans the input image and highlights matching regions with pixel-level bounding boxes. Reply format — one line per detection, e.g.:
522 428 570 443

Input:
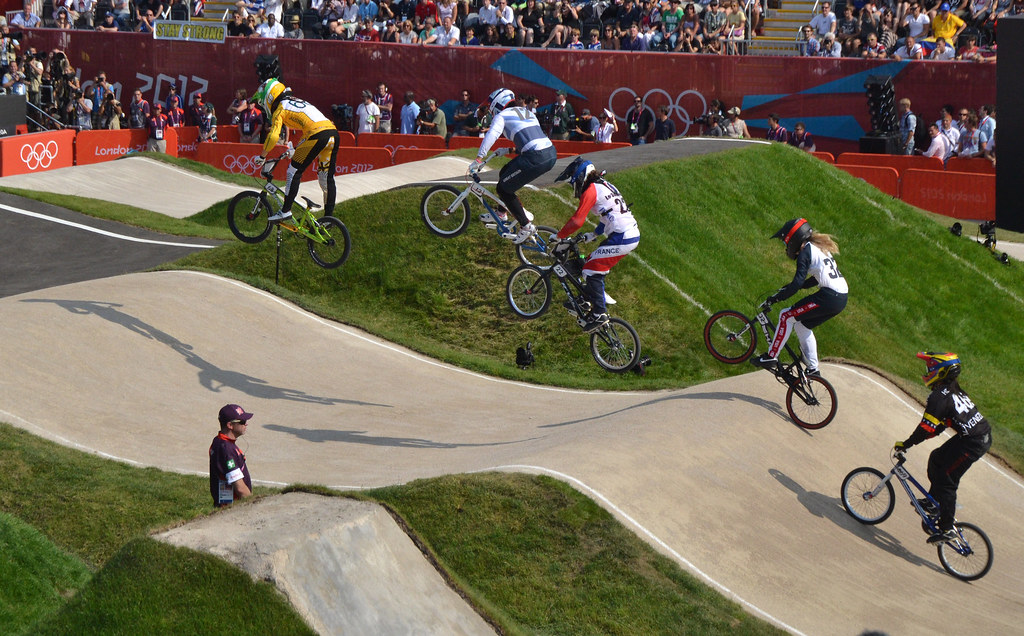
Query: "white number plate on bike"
553 264 567 277
266 183 279 195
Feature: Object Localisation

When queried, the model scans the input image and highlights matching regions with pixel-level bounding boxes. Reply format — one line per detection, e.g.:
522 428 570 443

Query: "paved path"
2 271 1022 636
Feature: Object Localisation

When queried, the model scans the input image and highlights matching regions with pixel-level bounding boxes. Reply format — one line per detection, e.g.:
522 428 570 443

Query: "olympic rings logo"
607 88 709 136
20 140 60 170
222 154 260 174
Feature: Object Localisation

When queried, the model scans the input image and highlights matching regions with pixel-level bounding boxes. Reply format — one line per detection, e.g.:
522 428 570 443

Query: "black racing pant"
928 431 991 531
285 128 339 216
496 145 557 226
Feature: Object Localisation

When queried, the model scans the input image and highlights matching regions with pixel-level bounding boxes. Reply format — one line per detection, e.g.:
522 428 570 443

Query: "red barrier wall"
945 157 996 175
357 132 447 150
18 30 995 156
552 140 631 155
837 153 944 178
810 151 836 163
76 129 149 165
392 147 447 165
176 126 200 158
194 142 392 179
901 169 995 221
835 164 900 198
0 129 76 176
218 125 240 143
336 147 393 174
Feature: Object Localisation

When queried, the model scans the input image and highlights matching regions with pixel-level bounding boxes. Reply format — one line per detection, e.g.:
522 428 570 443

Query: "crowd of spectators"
796 0 1009 60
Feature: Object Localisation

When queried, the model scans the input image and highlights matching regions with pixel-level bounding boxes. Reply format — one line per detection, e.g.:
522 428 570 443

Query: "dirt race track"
1 148 1023 635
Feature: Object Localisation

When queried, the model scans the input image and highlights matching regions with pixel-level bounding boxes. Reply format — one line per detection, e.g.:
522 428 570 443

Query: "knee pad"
285 163 299 188
318 168 330 193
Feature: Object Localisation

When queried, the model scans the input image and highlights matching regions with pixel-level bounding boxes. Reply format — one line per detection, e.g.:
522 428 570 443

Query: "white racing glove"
469 157 485 174
581 231 599 243
253 155 266 167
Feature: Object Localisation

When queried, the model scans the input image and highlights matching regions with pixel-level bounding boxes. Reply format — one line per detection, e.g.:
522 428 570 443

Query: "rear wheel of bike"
421 185 470 237
590 317 641 373
937 522 993 581
786 374 837 429
516 225 559 267
307 216 351 269
227 191 273 244
506 265 551 319
840 467 894 524
703 310 757 364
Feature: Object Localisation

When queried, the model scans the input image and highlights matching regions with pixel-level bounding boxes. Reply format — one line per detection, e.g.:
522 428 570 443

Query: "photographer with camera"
100 91 122 129
67 85 93 130
24 48 43 110
571 108 596 141
2 61 26 96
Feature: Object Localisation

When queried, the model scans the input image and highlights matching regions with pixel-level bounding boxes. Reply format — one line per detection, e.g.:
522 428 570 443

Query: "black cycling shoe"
916 497 938 515
581 313 609 333
926 527 958 544
750 354 779 370
805 368 821 378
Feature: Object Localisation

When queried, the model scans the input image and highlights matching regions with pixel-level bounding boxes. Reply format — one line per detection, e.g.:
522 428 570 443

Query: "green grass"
0 512 91 634
0 424 782 635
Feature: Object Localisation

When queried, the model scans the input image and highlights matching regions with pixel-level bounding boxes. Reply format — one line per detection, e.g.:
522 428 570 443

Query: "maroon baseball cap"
219 404 254 425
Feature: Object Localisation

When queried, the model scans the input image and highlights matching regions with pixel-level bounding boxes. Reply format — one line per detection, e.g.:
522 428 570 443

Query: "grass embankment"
0 423 781 635
167 145 1023 469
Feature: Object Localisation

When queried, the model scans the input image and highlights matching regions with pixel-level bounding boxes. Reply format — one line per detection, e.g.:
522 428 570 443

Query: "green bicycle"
227 154 351 269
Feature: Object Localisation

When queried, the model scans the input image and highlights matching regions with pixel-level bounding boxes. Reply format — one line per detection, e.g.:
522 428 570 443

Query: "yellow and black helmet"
252 78 288 114
917 351 961 388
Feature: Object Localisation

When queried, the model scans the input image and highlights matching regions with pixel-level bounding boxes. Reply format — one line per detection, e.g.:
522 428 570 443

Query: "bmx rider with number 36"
895 352 992 544
752 218 848 377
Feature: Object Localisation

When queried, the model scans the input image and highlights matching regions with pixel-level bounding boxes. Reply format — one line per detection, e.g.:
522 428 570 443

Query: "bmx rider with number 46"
895 352 992 544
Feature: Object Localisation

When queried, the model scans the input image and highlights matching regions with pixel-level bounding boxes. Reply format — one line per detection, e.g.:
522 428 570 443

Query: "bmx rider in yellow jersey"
251 78 340 222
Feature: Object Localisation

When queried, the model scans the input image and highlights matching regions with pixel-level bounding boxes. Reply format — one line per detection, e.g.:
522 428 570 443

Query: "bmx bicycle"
505 235 643 373
841 449 994 581
227 154 351 269
703 300 837 429
419 148 556 267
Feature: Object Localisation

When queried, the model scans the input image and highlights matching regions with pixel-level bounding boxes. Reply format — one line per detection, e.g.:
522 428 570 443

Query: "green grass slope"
0 512 91 635
1 424 782 635
167 143 1024 471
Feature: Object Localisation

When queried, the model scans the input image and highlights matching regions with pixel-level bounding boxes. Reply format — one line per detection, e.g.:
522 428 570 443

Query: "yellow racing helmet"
252 78 287 113
917 351 961 388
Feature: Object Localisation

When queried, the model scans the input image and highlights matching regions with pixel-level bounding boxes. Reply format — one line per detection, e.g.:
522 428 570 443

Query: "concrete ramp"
156 492 494 636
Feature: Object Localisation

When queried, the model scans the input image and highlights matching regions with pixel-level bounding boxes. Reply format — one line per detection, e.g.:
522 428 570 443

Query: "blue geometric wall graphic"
746 116 867 141
490 50 585 99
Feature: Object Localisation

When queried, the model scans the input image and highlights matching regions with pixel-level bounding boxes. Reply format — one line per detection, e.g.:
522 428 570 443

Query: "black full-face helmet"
772 218 813 259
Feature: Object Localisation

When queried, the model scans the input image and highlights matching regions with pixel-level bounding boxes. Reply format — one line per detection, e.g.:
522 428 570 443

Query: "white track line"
0 203 218 249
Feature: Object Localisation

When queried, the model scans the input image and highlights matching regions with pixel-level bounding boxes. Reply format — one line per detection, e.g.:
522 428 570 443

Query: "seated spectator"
586 28 602 49
861 32 887 56
354 16 380 39
399 19 419 42
477 0 498 28
565 28 584 48
798 24 820 55
55 8 75 28
283 12 303 37
928 2 965 46
11 0 41 27
498 20 517 45
955 31 978 58
809 0 836 40
600 22 620 49
518 0 544 45
836 4 860 54
721 0 746 54
878 9 898 53
257 12 285 36
227 10 255 36
892 33 924 58
436 0 455 23
480 22 498 44
788 121 816 151
137 8 157 32
73 0 95 27
416 0 440 28
340 0 361 37
423 14 459 43
622 22 648 50
381 18 399 41
819 32 842 55
95 10 122 30
929 35 954 57
542 1 581 47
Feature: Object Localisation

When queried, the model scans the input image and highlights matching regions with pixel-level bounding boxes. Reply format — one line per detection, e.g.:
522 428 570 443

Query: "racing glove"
581 231 599 243
253 155 266 167
894 440 909 452
468 157 485 174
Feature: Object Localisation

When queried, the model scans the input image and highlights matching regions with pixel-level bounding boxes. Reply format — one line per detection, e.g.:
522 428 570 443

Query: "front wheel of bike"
307 216 351 269
786 374 838 429
506 265 551 319
937 522 993 581
591 317 641 373
421 185 471 237
704 310 757 364
227 191 273 244
841 467 894 524
516 226 559 267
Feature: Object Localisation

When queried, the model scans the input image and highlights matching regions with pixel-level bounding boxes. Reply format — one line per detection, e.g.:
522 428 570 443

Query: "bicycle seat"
301 196 321 211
